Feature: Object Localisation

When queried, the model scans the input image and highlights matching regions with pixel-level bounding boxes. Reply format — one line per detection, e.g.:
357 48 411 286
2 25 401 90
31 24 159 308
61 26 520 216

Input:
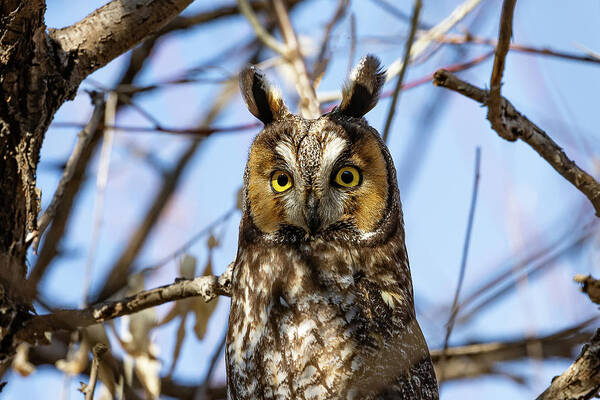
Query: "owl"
226 55 438 400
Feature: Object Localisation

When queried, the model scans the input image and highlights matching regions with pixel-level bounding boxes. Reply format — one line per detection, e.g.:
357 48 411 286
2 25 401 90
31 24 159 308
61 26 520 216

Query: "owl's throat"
303 190 321 235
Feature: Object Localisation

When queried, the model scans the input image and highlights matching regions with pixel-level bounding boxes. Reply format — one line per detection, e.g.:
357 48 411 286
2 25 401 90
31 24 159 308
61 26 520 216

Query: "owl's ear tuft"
240 66 288 124
338 55 386 118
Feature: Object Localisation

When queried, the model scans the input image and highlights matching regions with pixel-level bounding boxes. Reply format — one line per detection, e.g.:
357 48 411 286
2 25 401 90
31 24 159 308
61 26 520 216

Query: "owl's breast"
226 256 359 399
226 244 433 400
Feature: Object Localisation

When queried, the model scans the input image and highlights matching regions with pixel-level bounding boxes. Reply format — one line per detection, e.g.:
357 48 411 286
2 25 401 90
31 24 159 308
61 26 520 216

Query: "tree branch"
487 0 517 141
433 69 600 216
237 0 288 55
92 77 238 302
271 0 321 118
381 0 421 143
385 0 483 82
433 318 597 383
17 264 233 345
49 0 194 86
574 275 600 305
27 94 105 252
436 34 600 65
78 343 107 400
537 330 600 400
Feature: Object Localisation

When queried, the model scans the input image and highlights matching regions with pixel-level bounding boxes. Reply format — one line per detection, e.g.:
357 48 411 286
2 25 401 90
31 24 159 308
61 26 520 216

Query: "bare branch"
49 0 194 85
17 264 233 345
237 0 288 55
318 0 484 104
574 275 600 306
271 0 321 118
439 147 481 383
319 50 494 106
381 0 421 143
433 69 600 216
455 216 596 325
489 0 516 98
437 34 600 65
50 122 259 136
537 330 600 400
386 0 483 81
92 80 238 302
312 0 347 81
79 343 107 400
26 94 105 252
433 319 597 382
487 0 517 141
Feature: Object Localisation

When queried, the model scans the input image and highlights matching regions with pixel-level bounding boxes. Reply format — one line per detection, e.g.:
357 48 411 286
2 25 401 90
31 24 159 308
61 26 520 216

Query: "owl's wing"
348 277 439 399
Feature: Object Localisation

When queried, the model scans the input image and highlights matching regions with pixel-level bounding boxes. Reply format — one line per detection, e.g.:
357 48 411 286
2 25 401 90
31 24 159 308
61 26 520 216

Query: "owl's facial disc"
246 118 389 240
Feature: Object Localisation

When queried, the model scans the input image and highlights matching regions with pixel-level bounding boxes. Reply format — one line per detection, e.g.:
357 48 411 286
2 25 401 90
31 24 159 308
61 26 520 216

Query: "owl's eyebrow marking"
274 141 299 173
321 136 347 169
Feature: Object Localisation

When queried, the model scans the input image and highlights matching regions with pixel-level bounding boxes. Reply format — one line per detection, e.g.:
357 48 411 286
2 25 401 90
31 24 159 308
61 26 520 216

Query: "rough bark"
0 0 193 360
537 330 600 400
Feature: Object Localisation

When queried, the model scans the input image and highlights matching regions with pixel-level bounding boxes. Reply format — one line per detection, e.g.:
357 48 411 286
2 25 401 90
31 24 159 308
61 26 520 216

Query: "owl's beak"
304 191 321 235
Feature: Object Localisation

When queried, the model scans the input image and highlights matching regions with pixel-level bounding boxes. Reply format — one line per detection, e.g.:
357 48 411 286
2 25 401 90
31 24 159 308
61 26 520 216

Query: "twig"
433 69 600 216
368 0 431 29
439 147 481 382
317 0 484 104
83 92 118 307
537 330 600 400
92 80 238 302
456 216 596 325
26 94 105 252
142 207 236 273
51 121 259 136
381 0 422 143
312 0 347 81
437 34 600 65
487 0 517 140
347 13 357 77
195 324 228 400
79 343 107 400
28 23 168 290
433 318 598 383
237 0 288 55
386 0 483 82
574 275 600 305
17 264 234 345
271 0 321 118
162 0 301 34
319 50 494 106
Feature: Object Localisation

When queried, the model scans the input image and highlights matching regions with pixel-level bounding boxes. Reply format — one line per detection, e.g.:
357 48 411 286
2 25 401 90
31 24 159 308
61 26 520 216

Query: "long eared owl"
226 55 439 399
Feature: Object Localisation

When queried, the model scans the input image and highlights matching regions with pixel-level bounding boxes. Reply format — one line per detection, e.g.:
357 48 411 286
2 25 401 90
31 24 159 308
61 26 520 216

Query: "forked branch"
433 70 600 216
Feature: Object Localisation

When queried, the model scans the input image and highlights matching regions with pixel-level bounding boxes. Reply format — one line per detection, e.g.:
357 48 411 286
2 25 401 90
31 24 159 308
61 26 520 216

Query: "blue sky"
6 0 600 398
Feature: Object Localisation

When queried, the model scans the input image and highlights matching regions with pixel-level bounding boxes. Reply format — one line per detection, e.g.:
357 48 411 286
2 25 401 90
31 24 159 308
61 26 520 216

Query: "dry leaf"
113 273 161 398
135 352 161 399
13 343 35 377
193 256 218 339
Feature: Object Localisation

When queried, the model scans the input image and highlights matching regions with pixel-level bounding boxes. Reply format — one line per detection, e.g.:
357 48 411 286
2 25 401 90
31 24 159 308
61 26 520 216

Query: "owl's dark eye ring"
271 170 293 193
333 166 361 188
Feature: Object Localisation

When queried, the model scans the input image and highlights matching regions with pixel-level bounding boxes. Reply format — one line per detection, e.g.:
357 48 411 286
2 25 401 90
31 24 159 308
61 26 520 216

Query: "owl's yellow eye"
334 166 361 188
271 170 293 192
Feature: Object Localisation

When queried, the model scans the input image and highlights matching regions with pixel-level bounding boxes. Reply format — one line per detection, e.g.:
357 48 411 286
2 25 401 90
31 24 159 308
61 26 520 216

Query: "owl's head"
239 55 401 244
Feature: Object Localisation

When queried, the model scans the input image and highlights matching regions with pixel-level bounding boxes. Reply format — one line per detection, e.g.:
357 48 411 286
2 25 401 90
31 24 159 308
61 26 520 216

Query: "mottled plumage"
226 55 438 399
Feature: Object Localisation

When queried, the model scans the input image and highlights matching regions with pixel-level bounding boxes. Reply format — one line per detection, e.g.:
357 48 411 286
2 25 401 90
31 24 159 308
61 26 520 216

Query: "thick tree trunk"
0 0 193 360
0 0 70 358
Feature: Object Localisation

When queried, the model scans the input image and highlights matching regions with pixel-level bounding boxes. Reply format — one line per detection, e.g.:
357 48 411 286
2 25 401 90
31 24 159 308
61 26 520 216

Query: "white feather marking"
305 384 327 399
298 319 317 337
275 141 299 172
321 136 346 170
